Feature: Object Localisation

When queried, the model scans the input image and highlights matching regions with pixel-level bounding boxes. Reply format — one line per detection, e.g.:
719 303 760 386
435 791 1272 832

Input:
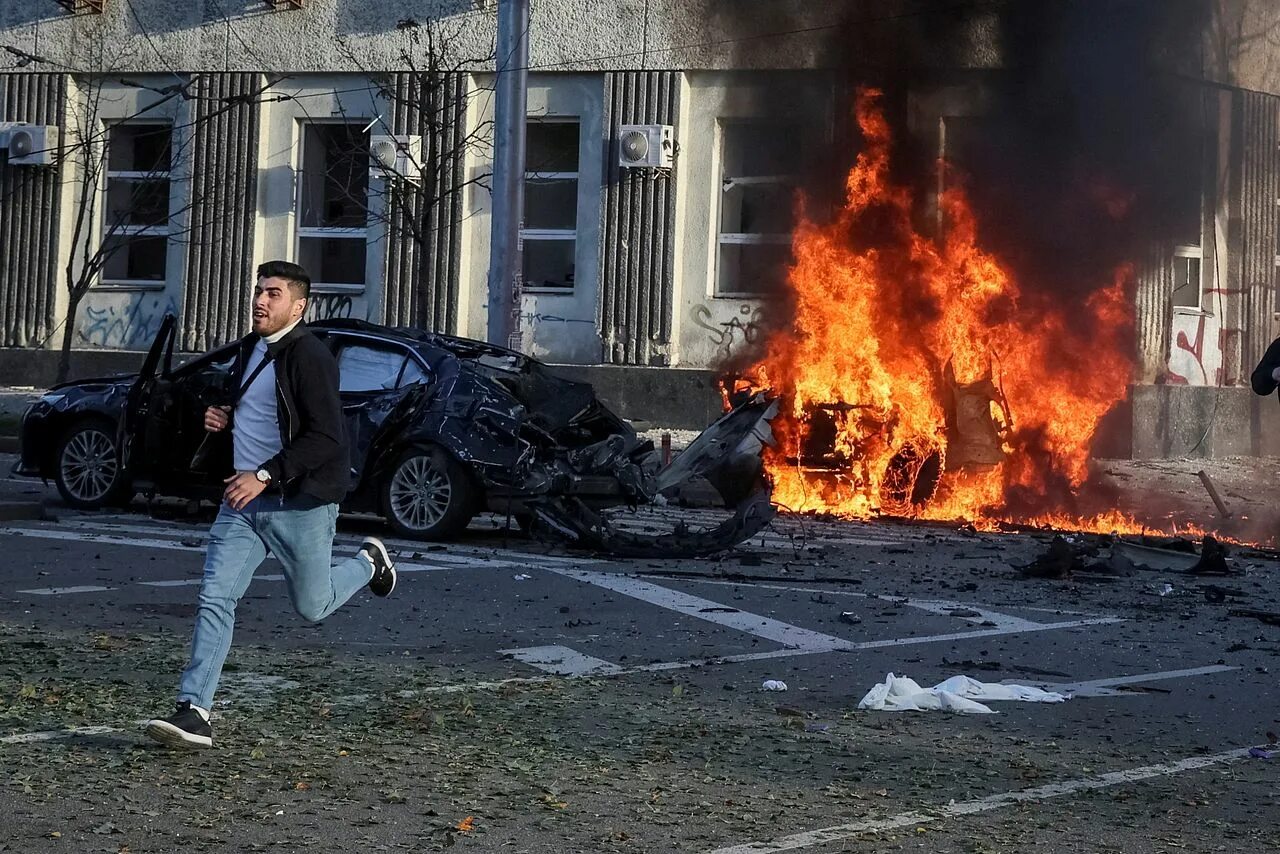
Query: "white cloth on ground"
857 672 1067 714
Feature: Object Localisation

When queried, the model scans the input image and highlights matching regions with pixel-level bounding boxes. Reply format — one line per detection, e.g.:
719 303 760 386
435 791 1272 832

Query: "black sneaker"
145 701 212 748
362 536 396 597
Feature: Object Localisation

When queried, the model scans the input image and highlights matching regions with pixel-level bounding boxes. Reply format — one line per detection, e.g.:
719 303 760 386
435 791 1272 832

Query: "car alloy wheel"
389 454 453 531
381 445 477 540
56 422 124 508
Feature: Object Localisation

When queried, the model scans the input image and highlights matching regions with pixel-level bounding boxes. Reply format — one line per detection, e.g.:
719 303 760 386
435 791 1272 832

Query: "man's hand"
205 405 231 433
1271 366 1280 383
223 472 267 511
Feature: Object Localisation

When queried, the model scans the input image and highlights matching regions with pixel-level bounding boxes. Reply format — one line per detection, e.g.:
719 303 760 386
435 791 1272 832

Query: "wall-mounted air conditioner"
2 124 59 167
618 124 674 169
369 134 422 183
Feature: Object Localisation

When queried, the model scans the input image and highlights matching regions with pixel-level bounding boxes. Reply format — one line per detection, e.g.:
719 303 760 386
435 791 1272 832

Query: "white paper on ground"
857 672 1068 714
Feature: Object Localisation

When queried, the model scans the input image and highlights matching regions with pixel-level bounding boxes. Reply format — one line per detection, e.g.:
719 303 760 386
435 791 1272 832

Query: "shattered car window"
338 344 406 392
399 358 428 388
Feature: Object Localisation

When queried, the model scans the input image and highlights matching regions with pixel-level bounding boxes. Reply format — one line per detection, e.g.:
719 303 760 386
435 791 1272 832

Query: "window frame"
99 120 174 290
1171 243 1204 312
294 120 372 294
521 117 581 294
713 120 800 298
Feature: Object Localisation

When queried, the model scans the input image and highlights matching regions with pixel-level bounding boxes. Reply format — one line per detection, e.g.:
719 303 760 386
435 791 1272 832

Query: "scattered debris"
857 672 1067 714
1020 535 1084 579
1197 470 1232 519
513 573 532 581
761 680 788 692
838 611 861 625
1022 534 1235 581
1228 608 1280 627
1201 585 1246 604
1247 747 1274 760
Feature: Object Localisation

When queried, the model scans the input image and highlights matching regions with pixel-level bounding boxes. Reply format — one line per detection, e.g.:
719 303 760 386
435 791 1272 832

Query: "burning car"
15 315 776 553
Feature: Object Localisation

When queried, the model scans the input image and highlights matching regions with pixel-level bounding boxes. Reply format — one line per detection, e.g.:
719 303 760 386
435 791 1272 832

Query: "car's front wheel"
380 445 478 540
54 419 131 509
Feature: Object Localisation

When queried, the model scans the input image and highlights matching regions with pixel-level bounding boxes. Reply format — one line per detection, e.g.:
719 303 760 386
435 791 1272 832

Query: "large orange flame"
737 88 1139 532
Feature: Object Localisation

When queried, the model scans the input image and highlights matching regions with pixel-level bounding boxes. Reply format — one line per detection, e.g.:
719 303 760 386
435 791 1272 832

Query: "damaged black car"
16 315 777 553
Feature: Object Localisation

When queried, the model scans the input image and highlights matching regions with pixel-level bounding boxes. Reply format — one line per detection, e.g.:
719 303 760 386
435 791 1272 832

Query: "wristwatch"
255 468 272 484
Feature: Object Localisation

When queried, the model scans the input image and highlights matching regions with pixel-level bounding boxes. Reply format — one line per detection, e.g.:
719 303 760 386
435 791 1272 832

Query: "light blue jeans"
177 493 372 711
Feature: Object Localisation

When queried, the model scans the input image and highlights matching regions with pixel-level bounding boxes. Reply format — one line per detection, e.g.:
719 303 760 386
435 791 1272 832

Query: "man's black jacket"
1251 337 1280 397
229 322 351 503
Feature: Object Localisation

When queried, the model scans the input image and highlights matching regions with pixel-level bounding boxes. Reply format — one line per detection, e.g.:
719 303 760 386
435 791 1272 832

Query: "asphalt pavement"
0 452 1277 853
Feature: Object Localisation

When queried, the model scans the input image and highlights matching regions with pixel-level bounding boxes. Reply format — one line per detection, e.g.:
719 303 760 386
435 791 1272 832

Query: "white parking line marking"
1041 665 1240 698
139 579 202 587
500 645 622 677
16 585 115 595
664 577 1105 619
708 747 1253 854
546 568 853 651
542 569 1123 668
642 575 1116 634
0 528 205 554
53 518 602 565
853 617 1124 647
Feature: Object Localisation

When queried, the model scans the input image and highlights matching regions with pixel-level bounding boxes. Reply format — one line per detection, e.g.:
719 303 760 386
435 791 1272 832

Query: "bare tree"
320 16 495 326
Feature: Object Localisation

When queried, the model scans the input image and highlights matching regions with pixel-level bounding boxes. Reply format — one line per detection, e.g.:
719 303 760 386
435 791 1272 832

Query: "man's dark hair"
256 260 311 300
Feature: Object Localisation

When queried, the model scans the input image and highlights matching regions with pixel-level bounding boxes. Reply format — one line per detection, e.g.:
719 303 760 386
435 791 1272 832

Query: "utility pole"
486 0 530 350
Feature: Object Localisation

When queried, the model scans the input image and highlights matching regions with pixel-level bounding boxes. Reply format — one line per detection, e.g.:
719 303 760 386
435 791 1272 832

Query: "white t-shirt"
232 319 300 472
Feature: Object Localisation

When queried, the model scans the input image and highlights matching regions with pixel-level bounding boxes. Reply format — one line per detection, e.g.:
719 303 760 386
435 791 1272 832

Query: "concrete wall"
0 0 840 74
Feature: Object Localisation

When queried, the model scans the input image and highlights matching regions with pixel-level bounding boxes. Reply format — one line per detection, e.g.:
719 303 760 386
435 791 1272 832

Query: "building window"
1172 244 1202 309
101 123 172 286
297 122 370 290
522 119 579 291
716 122 799 297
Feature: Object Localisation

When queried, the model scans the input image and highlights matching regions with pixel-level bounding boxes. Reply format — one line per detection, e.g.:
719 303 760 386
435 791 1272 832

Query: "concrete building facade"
1 0 1280 452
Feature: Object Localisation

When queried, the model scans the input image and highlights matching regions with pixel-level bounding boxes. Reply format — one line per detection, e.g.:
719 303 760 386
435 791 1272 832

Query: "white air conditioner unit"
3 124 58 167
618 124 673 169
369 134 422 183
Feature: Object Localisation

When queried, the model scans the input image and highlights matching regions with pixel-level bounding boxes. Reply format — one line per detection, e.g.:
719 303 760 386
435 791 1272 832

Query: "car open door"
118 313 176 483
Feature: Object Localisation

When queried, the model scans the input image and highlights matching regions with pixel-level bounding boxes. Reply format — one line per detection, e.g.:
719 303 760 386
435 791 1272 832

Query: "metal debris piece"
530 491 777 559
1228 608 1280 627
1021 535 1085 579
1197 470 1232 519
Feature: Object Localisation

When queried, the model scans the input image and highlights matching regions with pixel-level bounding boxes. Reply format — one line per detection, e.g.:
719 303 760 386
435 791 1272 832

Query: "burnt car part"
529 492 777 559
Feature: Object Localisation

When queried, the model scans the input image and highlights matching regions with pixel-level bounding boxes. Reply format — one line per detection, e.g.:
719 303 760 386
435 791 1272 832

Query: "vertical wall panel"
600 70 678 366
383 71 465 333
1135 241 1174 383
0 73 65 348
1240 90 1280 370
180 72 263 352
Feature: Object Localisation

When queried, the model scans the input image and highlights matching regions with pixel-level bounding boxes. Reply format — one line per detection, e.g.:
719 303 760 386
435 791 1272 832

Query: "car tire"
54 418 132 510
380 445 478 540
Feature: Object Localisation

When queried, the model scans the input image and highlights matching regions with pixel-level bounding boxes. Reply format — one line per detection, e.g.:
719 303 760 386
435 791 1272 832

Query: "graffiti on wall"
305 294 360 322
78 295 177 349
690 303 765 362
1167 313 1230 386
